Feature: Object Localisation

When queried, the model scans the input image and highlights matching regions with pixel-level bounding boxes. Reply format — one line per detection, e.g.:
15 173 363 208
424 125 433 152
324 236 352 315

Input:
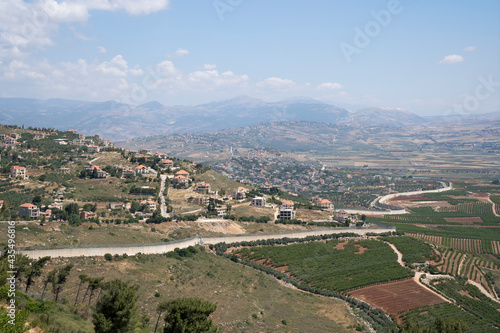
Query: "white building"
251 196 267 207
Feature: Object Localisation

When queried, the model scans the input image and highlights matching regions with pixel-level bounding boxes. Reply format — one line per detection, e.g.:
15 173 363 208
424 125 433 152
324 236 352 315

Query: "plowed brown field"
348 279 446 321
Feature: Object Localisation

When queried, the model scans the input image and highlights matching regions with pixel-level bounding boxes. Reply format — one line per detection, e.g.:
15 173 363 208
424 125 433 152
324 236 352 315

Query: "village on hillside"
0 124 367 229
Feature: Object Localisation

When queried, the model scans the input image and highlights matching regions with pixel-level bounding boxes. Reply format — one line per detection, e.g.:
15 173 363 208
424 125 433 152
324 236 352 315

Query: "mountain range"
0 96 498 141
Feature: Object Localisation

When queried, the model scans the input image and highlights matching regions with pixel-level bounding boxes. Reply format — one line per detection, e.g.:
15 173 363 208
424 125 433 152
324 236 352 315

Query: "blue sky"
0 0 499 115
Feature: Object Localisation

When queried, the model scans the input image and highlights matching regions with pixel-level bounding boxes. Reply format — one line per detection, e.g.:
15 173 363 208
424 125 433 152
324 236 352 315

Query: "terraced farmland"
435 202 493 216
433 249 500 297
407 233 500 254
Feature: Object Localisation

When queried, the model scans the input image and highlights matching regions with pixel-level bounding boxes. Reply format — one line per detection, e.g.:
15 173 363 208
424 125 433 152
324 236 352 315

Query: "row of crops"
403 280 500 333
379 203 500 225
407 233 500 254
436 202 494 216
234 239 414 292
430 247 499 298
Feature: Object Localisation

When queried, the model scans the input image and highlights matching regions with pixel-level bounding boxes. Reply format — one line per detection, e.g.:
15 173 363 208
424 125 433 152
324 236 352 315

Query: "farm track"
348 241 449 321
486 196 500 217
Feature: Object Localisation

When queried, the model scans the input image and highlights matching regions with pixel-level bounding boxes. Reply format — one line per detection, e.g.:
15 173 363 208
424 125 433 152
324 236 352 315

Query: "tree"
41 269 57 300
154 301 170 333
32 195 42 205
12 254 32 285
92 279 140 333
65 203 79 215
88 277 104 305
53 264 73 301
207 198 216 215
130 201 140 213
24 256 50 293
163 298 218 333
74 274 88 305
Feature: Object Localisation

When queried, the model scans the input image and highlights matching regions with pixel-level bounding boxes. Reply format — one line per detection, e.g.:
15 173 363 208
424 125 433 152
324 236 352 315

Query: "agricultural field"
408 279 500 332
490 195 500 215
380 203 500 226
348 278 446 320
234 238 413 292
380 223 500 242
407 233 500 254
432 249 500 297
381 236 437 264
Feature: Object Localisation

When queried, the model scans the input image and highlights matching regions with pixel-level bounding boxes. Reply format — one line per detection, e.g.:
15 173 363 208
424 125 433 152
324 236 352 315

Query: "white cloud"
438 54 464 64
168 48 189 58
0 54 253 103
463 46 476 51
257 77 296 90
0 0 170 61
317 82 343 90
97 46 107 54
203 64 216 70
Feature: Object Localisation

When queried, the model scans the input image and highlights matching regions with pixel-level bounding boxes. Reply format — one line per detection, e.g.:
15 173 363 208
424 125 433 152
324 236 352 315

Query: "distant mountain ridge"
0 96 497 141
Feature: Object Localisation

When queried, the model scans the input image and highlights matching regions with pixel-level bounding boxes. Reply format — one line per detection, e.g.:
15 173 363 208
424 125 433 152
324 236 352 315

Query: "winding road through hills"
340 181 453 216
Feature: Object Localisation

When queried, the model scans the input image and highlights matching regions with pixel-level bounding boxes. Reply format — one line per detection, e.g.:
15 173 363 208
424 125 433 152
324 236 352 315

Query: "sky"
0 0 499 115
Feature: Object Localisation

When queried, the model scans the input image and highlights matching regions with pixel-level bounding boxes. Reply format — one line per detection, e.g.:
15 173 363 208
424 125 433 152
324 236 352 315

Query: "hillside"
0 96 445 141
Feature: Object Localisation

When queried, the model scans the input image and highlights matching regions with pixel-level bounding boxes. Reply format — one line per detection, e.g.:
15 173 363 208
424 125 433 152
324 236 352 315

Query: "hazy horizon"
0 1 499 117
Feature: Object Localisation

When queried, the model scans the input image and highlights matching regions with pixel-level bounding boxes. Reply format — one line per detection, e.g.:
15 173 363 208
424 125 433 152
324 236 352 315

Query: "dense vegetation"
403 279 500 332
235 238 412 292
381 236 436 264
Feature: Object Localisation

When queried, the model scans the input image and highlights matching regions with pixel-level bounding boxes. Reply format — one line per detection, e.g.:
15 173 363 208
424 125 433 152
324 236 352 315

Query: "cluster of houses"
52 130 113 149
17 201 65 220
0 132 20 146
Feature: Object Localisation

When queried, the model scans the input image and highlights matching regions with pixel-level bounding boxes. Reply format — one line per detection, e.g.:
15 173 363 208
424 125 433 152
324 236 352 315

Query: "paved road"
20 227 395 259
341 181 453 216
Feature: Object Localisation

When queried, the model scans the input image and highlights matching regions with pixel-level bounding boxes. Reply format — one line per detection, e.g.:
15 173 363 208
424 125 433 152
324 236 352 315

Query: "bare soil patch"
472 192 489 197
276 266 289 273
389 194 425 201
349 279 445 322
459 290 480 300
354 244 367 254
443 217 483 224
334 241 348 250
